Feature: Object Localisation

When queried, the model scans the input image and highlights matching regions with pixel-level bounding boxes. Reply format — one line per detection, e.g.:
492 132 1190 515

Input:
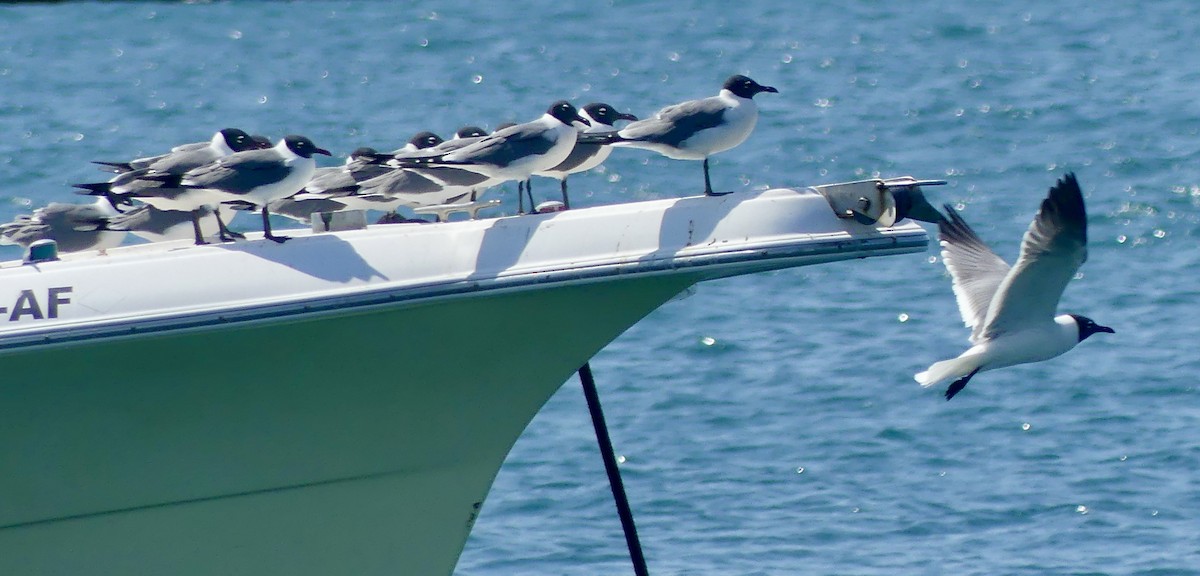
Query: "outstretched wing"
981 173 1088 338
938 206 1012 343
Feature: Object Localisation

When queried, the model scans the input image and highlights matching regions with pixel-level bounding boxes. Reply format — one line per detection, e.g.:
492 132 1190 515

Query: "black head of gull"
547 101 590 127
409 131 445 150
349 147 379 159
218 128 257 152
1069 314 1115 342
723 74 779 99
582 102 638 126
455 126 489 138
250 134 274 150
284 135 332 159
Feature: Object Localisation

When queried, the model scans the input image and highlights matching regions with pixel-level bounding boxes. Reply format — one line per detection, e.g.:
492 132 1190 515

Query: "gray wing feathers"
183 153 290 192
445 125 556 168
618 97 727 147
304 167 358 194
938 207 1012 342
0 216 48 246
146 146 219 175
981 173 1088 338
355 169 443 196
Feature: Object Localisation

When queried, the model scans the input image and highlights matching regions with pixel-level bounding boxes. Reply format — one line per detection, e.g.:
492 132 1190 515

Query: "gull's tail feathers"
915 354 983 389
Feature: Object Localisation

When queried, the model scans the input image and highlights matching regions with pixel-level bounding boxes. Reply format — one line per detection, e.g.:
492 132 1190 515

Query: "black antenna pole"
578 362 650 576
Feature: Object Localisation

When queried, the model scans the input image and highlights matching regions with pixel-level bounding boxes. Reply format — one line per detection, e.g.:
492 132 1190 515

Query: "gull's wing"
981 173 1088 338
303 166 358 194
442 123 556 169
617 96 727 147
0 216 47 246
182 150 291 193
938 206 1012 343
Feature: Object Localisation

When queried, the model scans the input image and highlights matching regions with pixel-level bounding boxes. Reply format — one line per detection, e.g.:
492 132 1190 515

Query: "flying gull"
915 173 1114 400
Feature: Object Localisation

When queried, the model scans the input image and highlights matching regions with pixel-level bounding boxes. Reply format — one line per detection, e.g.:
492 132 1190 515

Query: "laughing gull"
168 135 331 243
395 101 590 210
581 74 777 196
534 102 638 208
262 147 389 223
915 173 1114 400
302 147 390 195
0 198 125 254
291 134 472 216
75 128 263 242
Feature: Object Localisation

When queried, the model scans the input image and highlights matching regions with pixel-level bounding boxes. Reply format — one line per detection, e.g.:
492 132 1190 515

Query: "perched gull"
166 135 331 243
0 198 125 254
259 147 383 224
533 102 638 208
581 74 777 196
395 101 590 207
303 147 390 195
295 134 469 216
915 173 1114 400
75 128 263 242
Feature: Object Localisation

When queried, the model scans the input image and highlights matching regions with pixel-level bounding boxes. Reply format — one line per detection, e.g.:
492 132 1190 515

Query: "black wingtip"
576 131 623 145
92 161 134 174
937 203 980 246
73 182 111 195
1043 172 1087 243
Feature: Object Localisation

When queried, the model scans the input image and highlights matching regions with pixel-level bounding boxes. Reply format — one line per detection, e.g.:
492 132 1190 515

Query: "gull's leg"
262 206 290 243
191 209 209 245
703 158 732 197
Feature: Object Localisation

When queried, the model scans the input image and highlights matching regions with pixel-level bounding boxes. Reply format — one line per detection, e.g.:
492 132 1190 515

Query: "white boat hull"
0 185 929 574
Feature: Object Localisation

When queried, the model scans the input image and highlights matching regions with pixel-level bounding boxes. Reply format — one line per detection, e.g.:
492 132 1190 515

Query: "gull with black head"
915 173 1114 400
172 134 331 243
534 102 638 208
580 74 777 196
394 101 590 210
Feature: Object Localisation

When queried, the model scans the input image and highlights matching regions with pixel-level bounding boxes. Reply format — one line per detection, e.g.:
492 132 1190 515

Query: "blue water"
3 2 1198 574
